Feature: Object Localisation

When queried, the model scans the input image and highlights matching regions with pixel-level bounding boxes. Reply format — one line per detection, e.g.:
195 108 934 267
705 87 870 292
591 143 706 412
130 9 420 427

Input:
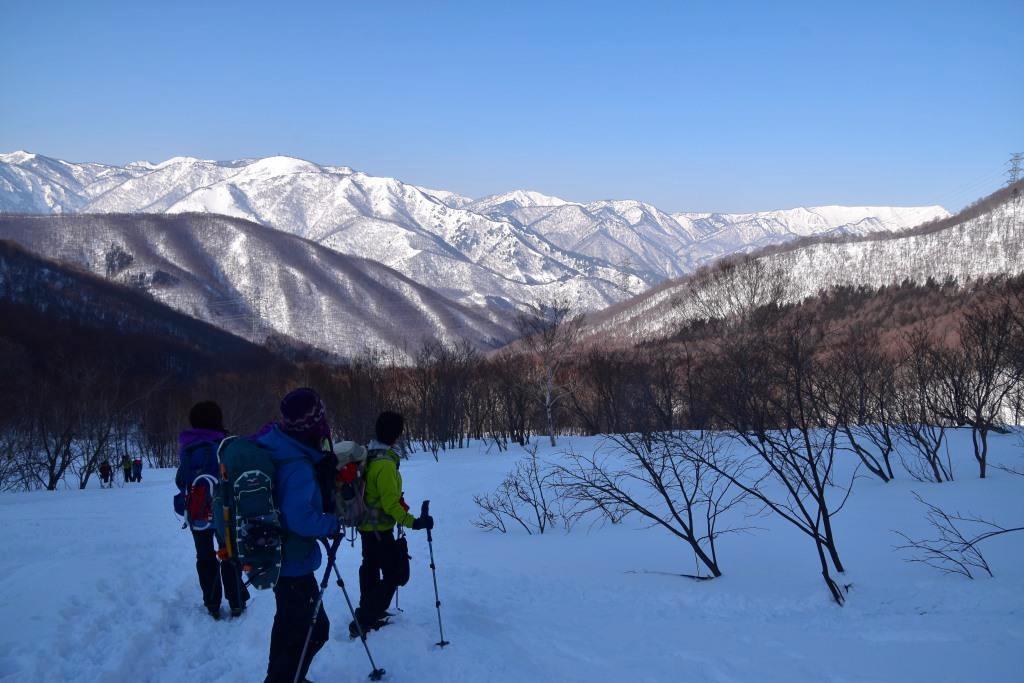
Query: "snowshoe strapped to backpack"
332 441 369 534
215 436 284 590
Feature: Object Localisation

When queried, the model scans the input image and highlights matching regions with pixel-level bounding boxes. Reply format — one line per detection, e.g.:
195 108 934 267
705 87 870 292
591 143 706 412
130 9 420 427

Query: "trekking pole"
294 535 345 683
422 500 450 647
319 541 386 681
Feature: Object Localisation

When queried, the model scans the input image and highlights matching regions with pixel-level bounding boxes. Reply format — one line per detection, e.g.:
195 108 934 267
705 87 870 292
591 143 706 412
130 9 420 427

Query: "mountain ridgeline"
2 150 1019 357
1 152 949 348
585 181 1024 344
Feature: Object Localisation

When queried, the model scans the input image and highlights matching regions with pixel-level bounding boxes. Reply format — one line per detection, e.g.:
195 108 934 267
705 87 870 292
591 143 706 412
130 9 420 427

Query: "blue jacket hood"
255 425 338 576
259 424 327 465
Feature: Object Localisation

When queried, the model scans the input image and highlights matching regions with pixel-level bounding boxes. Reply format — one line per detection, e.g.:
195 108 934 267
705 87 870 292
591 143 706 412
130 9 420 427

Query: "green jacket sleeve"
373 459 416 528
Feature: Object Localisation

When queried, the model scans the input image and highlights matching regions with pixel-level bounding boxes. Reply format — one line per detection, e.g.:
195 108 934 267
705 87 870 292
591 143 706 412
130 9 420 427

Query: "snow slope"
1 430 1021 682
476 195 949 281
587 189 1023 343
0 213 514 358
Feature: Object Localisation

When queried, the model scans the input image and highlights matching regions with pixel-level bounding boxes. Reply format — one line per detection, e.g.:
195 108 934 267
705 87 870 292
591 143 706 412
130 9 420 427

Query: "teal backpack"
215 436 286 590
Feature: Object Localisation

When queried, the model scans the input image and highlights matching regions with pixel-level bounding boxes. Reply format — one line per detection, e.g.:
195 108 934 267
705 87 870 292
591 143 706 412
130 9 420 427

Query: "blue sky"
2 1 1021 212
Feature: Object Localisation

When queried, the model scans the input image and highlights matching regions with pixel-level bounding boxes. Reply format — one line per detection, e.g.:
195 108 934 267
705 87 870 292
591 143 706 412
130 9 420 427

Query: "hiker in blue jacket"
175 401 247 620
256 388 341 683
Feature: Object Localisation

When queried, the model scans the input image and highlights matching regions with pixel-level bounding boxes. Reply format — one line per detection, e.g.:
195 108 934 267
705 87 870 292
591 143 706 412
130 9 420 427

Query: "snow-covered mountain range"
0 151 949 315
585 183 1024 343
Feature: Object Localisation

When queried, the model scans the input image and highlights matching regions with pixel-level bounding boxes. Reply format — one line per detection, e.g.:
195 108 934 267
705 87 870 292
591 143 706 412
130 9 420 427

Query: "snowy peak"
677 204 950 237
469 189 574 214
0 150 39 164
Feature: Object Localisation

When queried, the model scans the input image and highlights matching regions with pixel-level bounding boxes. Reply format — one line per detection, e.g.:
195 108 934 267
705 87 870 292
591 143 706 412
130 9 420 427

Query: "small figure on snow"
98 460 113 488
131 455 143 482
121 454 132 483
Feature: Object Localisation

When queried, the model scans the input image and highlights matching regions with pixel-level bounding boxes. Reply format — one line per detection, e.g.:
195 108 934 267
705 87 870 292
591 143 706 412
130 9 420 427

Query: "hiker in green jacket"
350 411 433 638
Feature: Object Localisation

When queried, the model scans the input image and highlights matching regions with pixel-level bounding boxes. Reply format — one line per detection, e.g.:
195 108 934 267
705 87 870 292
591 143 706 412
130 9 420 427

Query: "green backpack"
215 436 287 590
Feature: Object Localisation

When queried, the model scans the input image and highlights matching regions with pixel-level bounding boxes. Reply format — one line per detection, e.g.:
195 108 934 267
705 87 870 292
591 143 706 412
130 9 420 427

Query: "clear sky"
2 1 1022 212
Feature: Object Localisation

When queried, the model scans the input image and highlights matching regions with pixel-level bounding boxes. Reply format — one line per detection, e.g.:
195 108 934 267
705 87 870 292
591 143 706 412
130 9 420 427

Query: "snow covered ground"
1 430 1022 682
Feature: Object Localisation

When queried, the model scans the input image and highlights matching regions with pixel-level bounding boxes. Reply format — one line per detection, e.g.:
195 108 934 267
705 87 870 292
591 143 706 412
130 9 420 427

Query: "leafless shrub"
895 492 1024 578
473 444 560 535
552 431 748 579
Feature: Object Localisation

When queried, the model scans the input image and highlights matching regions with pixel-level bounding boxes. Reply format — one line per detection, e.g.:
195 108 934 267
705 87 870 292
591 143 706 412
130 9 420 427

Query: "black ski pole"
294 535 344 683
320 539 386 681
422 500 450 647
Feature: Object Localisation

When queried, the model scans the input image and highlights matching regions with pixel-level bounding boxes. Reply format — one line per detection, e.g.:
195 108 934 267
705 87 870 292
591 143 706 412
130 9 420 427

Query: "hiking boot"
349 615 392 639
206 605 221 621
230 606 245 618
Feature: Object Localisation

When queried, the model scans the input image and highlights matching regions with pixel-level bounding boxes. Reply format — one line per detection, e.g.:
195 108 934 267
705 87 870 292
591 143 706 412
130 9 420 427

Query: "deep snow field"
1 430 1022 682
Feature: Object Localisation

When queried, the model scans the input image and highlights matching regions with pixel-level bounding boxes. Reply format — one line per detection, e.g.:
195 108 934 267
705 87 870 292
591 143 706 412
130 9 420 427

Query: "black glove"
411 514 434 531
314 452 339 514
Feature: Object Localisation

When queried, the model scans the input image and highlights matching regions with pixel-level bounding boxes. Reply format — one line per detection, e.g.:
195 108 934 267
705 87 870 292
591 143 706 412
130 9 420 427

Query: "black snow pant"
265 574 330 683
131 462 142 482
355 529 402 628
192 529 247 611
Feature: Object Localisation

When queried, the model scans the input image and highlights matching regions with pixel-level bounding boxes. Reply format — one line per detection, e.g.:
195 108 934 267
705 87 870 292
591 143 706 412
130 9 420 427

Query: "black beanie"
189 401 225 432
375 411 404 446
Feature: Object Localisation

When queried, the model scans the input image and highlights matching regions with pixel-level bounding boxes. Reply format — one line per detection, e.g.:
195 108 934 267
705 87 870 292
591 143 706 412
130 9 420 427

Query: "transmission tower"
1008 152 1023 185
1009 153 1023 228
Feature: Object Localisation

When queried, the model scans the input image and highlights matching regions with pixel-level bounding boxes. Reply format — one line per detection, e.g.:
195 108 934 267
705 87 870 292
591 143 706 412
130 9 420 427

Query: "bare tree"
894 329 953 482
553 430 748 578
491 350 536 447
935 302 1023 478
895 492 1024 578
25 373 79 491
473 443 559 534
0 429 31 492
516 299 585 447
707 315 854 605
685 255 791 325
823 331 898 482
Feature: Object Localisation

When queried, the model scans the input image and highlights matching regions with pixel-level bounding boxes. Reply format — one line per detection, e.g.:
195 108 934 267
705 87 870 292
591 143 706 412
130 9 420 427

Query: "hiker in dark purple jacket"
175 401 248 620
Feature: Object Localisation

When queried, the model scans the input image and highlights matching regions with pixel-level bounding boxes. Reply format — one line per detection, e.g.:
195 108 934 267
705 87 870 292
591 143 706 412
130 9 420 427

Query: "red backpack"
186 474 218 530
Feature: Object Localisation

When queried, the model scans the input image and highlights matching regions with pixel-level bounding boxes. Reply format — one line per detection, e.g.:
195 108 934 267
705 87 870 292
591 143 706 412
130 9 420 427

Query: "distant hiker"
121 454 132 483
256 388 340 683
99 460 113 488
350 411 433 639
175 401 248 620
131 455 143 483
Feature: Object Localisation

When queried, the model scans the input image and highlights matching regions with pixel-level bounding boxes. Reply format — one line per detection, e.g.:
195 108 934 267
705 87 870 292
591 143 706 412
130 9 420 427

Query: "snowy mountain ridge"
0 151 949 313
585 183 1024 343
0 212 516 359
